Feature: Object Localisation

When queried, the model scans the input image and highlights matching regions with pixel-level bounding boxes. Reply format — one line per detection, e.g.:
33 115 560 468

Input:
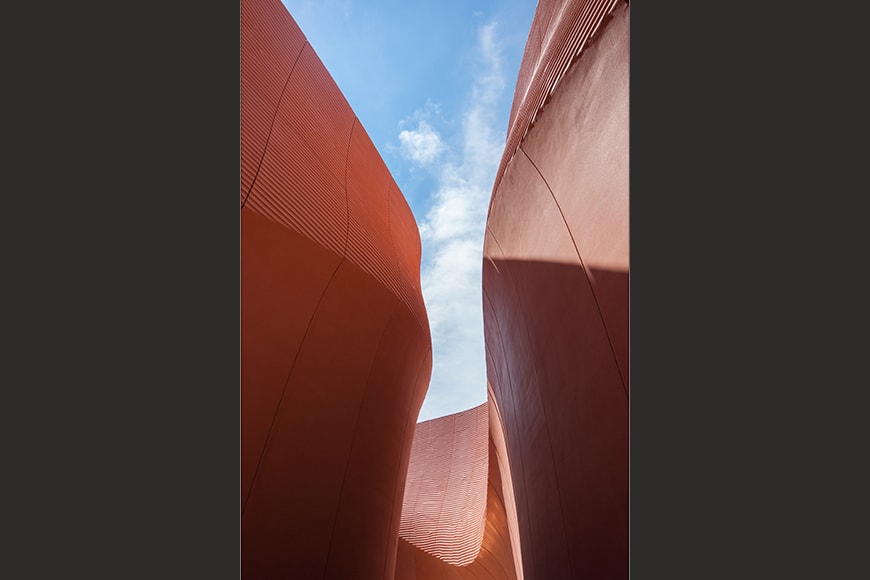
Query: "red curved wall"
483 2 629 579
399 403 489 566
395 403 521 580
242 0 629 577
241 0 432 578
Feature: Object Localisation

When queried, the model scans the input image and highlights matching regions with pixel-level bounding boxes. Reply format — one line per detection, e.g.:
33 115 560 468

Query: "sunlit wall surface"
395 403 521 580
241 0 628 577
482 1 630 578
241 0 432 577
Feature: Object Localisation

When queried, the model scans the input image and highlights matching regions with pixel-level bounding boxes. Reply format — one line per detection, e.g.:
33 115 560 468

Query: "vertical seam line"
518 146 628 400
241 254 345 514
241 41 309 208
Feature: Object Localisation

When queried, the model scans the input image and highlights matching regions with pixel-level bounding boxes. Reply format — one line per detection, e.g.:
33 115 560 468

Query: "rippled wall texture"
241 0 628 577
395 403 520 579
241 0 432 577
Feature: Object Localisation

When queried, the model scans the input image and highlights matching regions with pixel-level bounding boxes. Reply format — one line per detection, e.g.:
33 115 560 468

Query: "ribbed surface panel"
345 125 401 304
388 177 429 334
492 0 619 205
243 0 628 577
244 40 355 257
241 1 432 578
399 404 489 566
394 402 521 580
240 0 307 202
482 2 629 579
279 45 356 186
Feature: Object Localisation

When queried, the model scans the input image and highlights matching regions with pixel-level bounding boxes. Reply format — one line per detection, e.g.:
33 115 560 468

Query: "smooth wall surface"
483 1 629 579
241 0 432 578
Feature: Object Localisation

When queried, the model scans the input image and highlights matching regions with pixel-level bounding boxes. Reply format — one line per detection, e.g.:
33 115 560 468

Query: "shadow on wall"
483 258 628 580
484 259 627 390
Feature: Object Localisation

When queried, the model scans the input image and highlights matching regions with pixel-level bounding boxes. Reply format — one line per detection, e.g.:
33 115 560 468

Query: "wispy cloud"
405 21 507 422
398 120 446 166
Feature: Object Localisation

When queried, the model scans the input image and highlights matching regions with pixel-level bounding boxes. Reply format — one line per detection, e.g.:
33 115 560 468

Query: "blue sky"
281 0 537 421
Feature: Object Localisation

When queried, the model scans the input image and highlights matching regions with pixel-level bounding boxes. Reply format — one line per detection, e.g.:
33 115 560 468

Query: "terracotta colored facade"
399 403 490 566
241 0 432 577
240 0 628 577
394 402 522 580
482 1 630 579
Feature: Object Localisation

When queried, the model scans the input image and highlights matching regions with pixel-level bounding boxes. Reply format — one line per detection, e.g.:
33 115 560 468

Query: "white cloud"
398 120 446 166
409 21 508 422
